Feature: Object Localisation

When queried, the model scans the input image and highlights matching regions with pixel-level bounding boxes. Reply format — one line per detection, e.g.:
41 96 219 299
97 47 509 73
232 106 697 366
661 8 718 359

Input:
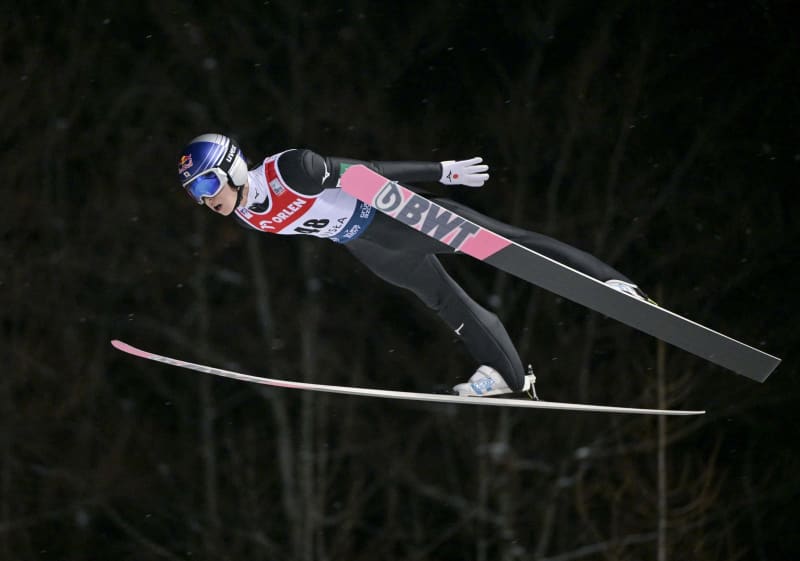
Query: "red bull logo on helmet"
178 154 194 176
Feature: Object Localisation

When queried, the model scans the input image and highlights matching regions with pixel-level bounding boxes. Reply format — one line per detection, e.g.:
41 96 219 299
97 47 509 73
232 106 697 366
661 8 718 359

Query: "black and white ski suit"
235 149 632 391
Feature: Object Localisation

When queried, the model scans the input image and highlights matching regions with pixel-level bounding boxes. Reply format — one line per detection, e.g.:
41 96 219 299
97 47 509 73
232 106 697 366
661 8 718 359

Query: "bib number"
294 219 330 234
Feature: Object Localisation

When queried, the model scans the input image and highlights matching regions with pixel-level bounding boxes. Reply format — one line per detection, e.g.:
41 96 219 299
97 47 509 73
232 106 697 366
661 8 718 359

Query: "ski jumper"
236 149 633 391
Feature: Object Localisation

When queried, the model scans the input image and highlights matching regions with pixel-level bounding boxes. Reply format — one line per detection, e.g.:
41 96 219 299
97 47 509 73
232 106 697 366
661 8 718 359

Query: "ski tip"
340 165 378 199
340 163 368 178
110 339 151 359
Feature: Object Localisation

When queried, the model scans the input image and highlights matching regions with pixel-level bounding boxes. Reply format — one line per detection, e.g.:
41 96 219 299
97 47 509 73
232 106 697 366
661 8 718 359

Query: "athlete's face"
203 182 243 216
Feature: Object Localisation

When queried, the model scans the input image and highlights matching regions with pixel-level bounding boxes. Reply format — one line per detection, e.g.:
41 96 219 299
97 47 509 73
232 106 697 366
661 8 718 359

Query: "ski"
340 165 780 382
111 340 703 416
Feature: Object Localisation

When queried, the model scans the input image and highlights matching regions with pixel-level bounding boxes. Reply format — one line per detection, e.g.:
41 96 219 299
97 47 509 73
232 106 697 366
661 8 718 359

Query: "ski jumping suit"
235 149 633 391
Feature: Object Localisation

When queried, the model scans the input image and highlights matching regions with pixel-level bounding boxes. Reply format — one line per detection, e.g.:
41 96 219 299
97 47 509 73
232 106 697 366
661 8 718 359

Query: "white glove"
440 157 489 188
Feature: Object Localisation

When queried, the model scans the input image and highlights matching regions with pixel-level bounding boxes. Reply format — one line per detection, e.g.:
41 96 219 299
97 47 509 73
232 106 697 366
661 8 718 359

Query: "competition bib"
235 153 374 243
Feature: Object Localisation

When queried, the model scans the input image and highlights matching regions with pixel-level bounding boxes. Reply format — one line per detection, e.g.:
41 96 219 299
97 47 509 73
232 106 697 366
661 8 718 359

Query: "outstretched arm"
276 149 488 195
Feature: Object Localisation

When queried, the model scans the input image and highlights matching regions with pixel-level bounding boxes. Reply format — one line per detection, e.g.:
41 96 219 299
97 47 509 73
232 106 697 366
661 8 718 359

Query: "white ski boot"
605 279 657 305
452 365 537 398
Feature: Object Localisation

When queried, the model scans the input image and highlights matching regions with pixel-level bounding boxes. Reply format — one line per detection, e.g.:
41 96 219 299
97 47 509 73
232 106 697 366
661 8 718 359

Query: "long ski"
111 340 703 416
340 165 780 382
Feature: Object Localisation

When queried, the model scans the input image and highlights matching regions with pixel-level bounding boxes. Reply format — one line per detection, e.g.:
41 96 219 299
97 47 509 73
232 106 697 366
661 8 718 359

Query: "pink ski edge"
340 165 382 203
111 339 153 359
457 230 510 260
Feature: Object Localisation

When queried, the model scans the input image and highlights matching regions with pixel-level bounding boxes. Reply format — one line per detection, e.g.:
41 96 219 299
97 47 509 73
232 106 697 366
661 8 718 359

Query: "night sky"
2 1 798 559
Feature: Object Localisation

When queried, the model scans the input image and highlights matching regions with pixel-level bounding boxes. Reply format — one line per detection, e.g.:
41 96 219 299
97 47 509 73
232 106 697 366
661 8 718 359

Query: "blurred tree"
1 0 797 559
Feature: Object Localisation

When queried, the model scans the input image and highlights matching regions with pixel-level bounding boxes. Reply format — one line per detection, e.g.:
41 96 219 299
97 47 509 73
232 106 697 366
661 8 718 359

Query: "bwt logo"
374 182 479 250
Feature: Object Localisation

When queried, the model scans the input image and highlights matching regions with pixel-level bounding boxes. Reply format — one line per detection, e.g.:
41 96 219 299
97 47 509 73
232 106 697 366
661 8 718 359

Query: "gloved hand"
439 157 489 187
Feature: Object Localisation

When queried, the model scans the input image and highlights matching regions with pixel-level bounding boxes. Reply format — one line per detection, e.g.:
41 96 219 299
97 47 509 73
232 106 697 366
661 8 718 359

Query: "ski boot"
605 279 657 305
452 365 538 398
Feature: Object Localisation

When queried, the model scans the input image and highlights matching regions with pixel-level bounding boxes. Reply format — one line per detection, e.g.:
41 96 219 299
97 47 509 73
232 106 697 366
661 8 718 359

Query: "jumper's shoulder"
274 148 329 195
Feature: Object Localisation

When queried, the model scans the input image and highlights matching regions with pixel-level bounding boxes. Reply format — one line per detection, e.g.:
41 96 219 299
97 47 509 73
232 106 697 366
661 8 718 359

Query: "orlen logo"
178 154 193 175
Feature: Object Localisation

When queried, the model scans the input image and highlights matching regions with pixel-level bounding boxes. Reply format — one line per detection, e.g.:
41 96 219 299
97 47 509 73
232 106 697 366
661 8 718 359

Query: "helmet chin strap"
224 168 245 210
233 183 244 209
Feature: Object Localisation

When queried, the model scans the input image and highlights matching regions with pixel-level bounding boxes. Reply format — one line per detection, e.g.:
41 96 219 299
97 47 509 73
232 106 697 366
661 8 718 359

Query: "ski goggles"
182 168 230 204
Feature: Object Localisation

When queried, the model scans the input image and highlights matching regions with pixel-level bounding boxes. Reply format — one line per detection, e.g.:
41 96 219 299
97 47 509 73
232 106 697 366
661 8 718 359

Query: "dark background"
2 1 798 559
